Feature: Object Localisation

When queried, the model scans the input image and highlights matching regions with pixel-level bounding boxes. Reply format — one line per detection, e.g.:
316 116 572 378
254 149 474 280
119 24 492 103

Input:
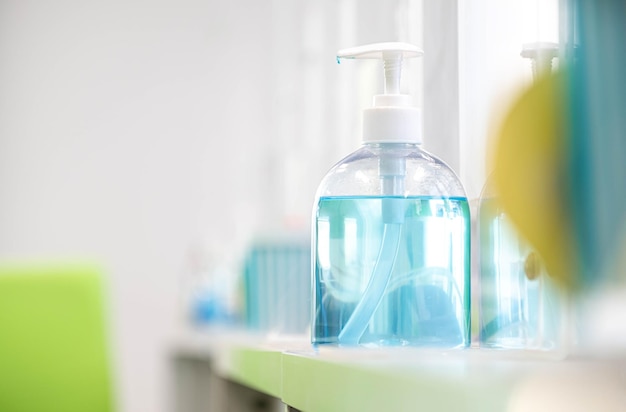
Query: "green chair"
0 262 114 412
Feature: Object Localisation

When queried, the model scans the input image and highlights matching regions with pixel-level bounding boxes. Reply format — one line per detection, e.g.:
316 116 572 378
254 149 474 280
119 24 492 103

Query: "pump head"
337 42 424 144
521 42 559 81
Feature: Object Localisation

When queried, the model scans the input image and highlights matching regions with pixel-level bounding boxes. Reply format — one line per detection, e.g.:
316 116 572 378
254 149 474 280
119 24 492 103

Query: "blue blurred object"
192 289 234 324
243 237 311 335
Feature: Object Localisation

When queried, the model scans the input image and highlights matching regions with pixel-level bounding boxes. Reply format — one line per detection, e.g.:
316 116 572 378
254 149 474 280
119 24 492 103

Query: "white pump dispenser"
337 43 423 144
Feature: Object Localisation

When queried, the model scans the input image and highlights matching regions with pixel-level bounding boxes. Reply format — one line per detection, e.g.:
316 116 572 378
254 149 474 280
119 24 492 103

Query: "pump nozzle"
337 42 423 98
337 42 423 144
337 42 422 62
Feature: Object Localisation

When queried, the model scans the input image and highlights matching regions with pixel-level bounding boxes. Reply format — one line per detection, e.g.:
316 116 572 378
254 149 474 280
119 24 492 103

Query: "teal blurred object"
568 1 626 285
0 263 114 412
243 238 311 335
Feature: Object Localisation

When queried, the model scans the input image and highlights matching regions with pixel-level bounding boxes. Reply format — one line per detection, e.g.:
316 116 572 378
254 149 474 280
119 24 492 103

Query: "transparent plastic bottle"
478 43 564 350
312 43 471 347
478 176 562 349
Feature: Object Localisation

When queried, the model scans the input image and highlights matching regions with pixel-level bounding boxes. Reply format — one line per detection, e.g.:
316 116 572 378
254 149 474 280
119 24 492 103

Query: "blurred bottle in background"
181 243 239 327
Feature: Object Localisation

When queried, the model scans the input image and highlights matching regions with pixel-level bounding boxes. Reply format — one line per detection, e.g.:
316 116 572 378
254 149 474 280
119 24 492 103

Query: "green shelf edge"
227 347 283 398
281 351 516 412
218 343 529 412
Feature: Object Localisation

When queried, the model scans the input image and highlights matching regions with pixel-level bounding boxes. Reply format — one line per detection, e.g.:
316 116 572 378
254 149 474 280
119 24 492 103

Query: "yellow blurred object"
492 71 577 290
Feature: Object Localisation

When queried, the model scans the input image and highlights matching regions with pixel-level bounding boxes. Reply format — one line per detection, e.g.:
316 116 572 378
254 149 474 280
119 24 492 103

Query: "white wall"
0 1 272 411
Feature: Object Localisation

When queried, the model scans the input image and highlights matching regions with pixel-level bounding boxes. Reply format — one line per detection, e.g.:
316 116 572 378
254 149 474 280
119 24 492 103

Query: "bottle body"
312 143 470 347
478 176 563 349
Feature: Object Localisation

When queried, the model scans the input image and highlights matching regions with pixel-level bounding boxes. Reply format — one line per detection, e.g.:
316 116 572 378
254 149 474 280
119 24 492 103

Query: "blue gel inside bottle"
313 195 470 347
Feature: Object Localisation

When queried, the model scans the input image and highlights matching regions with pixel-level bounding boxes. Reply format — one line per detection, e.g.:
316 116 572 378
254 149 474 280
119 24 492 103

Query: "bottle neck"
363 141 421 149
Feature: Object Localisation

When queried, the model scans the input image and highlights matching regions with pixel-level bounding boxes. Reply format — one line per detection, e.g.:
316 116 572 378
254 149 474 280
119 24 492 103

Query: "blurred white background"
0 0 556 411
